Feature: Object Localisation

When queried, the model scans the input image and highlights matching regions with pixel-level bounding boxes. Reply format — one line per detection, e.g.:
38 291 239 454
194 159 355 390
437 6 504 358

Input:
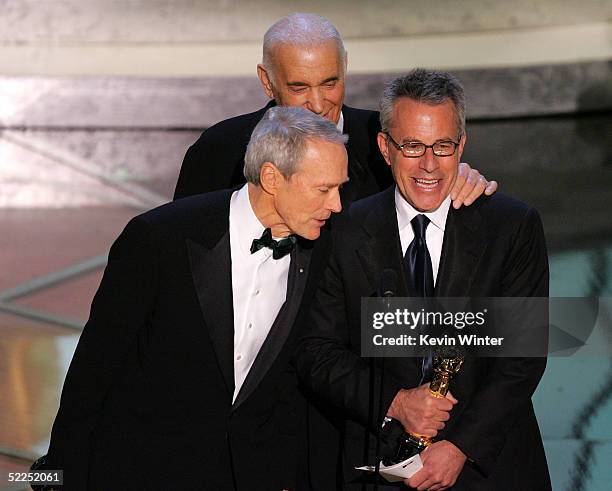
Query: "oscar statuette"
382 348 464 466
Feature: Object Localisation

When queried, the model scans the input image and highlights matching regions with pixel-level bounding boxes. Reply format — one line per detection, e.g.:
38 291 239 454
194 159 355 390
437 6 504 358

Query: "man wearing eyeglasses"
296 69 551 490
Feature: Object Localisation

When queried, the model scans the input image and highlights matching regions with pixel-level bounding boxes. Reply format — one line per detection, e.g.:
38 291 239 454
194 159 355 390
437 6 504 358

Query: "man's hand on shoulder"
450 162 498 209
405 440 467 490
386 384 457 437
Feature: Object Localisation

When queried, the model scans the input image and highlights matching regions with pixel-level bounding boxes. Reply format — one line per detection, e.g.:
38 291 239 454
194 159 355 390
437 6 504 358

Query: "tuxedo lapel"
435 205 487 297
355 187 408 297
354 188 421 380
232 241 313 411
433 206 487 426
186 192 235 397
356 188 487 297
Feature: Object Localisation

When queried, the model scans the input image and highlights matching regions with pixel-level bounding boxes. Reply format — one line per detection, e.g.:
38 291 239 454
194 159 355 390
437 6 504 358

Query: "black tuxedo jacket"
174 101 392 204
295 187 551 490
44 189 332 490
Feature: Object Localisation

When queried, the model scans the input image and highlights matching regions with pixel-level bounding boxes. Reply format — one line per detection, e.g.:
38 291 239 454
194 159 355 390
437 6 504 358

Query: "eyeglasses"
385 133 460 158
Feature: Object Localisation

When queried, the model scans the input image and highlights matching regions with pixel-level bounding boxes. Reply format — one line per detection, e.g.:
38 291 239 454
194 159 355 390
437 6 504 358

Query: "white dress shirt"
229 185 291 402
395 187 451 287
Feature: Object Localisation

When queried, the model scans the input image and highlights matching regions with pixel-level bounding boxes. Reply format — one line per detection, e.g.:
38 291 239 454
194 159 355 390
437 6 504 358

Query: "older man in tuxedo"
174 13 496 207
35 107 349 490
296 69 551 490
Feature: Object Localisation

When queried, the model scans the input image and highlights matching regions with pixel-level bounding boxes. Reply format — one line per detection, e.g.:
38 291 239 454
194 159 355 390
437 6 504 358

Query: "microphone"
374 269 398 487
379 269 398 298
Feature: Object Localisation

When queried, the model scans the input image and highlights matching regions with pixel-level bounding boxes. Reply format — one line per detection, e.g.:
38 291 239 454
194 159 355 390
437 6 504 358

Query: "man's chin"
307 230 322 240
414 200 443 212
326 109 341 125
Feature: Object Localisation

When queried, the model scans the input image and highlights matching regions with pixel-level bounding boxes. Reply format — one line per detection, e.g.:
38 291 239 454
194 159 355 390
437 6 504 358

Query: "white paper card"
355 454 423 482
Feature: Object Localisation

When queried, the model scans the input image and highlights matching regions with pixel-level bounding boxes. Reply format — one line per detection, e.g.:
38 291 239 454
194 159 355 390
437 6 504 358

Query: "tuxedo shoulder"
347 187 392 218
130 189 232 239
329 187 392 232
190 105 269 148
342 105 381 134
343 104 379 120
472 192 540 222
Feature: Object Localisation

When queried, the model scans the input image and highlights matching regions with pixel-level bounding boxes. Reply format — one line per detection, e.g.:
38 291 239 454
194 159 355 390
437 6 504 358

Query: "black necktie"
403 214 434 382
404 215 434 297
250 228 297 260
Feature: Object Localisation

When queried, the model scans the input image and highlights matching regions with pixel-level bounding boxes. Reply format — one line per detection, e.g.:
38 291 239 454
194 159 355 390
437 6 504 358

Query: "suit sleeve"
445 207 549 474
44 216 159 489
294 236 403 429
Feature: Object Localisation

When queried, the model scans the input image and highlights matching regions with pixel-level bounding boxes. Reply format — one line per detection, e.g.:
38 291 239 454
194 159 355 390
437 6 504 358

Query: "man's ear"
457 133 467 161
343 50 348 75
259 162 281 194
377 132 391 166
257 64 275 99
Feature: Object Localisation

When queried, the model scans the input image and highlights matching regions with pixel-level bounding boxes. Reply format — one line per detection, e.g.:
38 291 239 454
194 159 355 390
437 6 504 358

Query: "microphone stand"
373 269 398 491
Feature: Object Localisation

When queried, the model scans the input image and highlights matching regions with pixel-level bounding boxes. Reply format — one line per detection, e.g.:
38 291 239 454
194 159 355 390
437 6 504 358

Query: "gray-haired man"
35 107 347 490
296 69 550 490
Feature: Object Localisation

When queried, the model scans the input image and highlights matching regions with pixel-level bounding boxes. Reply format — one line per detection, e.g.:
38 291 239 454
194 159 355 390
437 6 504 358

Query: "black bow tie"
250 228 297 260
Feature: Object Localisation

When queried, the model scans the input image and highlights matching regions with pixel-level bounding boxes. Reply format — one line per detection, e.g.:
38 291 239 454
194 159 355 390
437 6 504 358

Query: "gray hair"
262 13 346 79
379 69 466 137
244 106 348 184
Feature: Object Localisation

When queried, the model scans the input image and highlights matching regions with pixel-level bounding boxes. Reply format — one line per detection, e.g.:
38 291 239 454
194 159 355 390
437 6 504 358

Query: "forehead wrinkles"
272 43 343 76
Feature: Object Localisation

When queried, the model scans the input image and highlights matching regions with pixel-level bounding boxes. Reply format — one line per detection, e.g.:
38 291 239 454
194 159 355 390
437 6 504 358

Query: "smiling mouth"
413 178 441 190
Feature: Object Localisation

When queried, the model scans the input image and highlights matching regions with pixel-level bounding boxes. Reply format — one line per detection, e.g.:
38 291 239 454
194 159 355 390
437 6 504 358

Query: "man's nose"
419 147 440 173
308 88 325 115
327 188 342 214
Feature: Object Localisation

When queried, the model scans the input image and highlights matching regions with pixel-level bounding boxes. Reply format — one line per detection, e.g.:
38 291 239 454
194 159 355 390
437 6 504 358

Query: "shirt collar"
394 186 451 234
233 184 266 256
337 111 344 133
